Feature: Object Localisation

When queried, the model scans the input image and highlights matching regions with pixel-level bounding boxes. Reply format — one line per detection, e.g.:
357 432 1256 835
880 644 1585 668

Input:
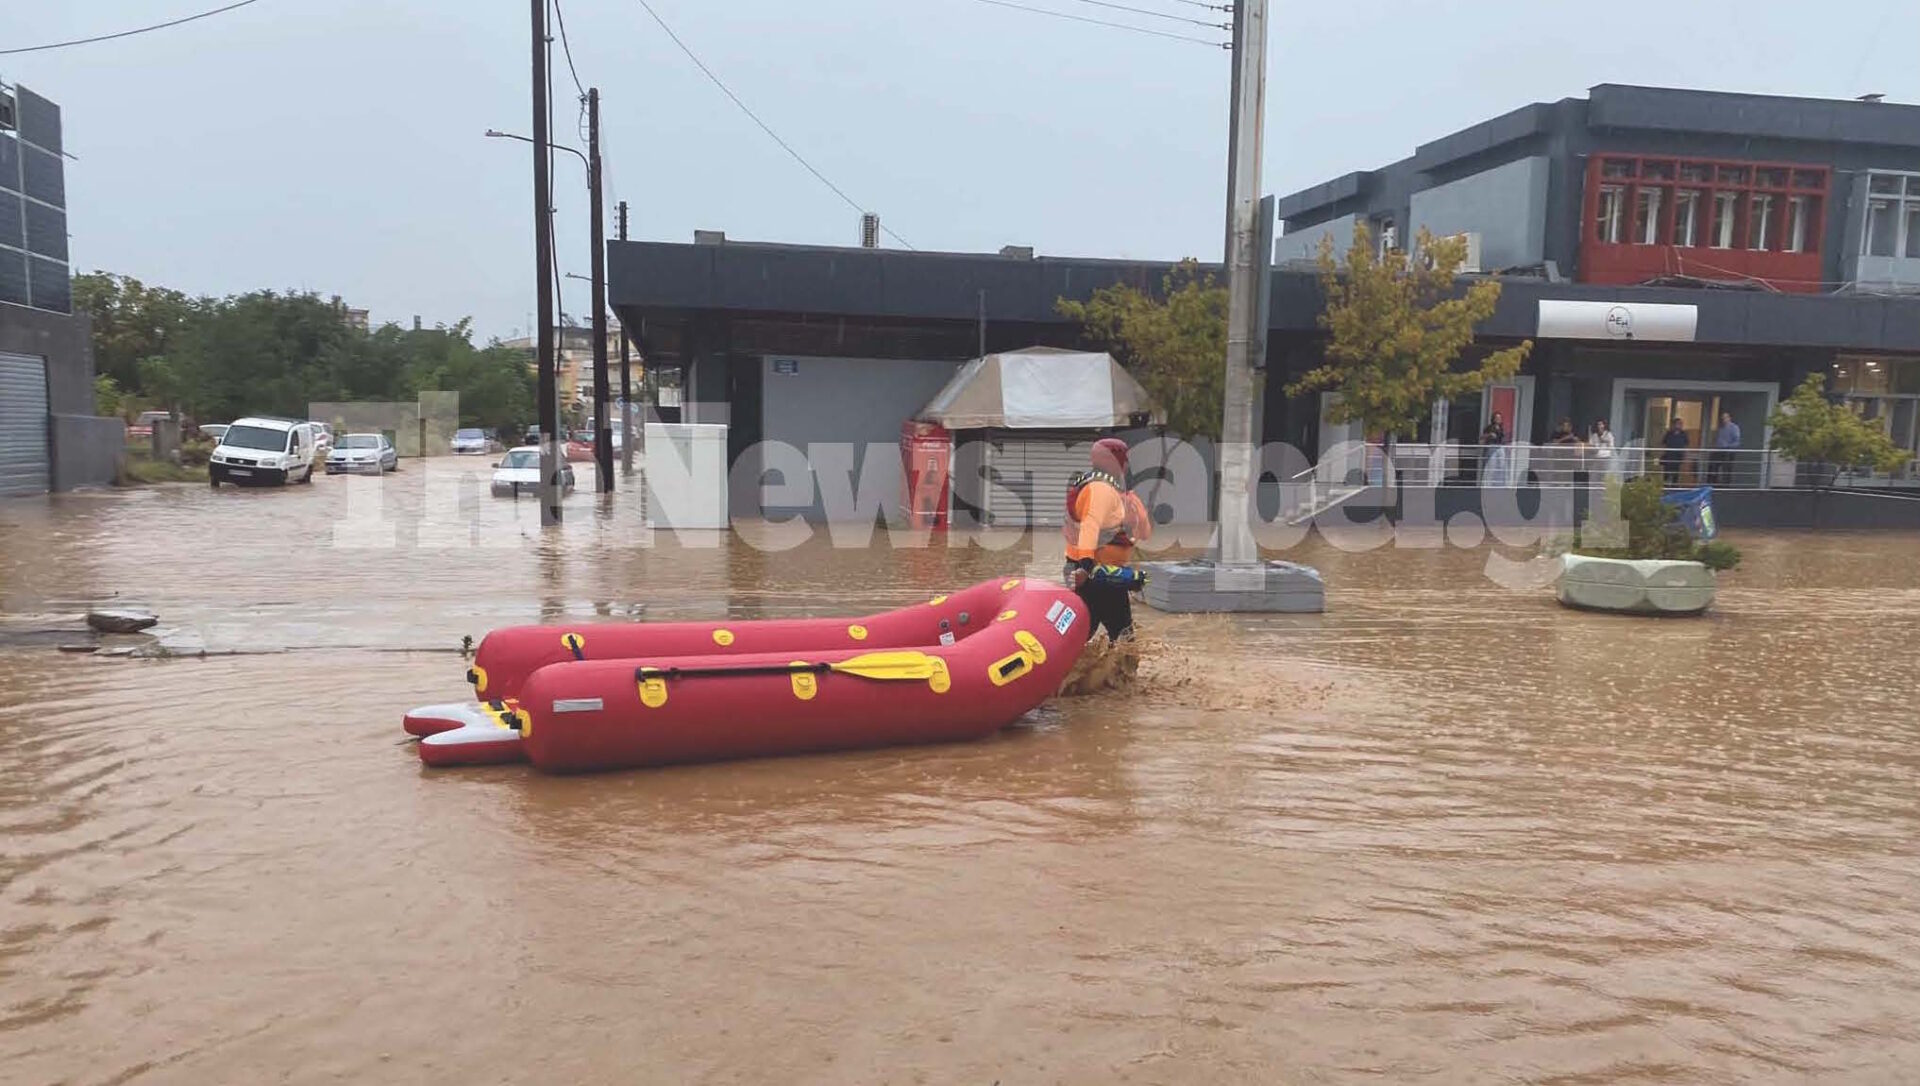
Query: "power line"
0 0 265 56
550 0 588 100
1060 0 1229 30
962 0 1229 47
630 0 916 250
1158 0 1233 9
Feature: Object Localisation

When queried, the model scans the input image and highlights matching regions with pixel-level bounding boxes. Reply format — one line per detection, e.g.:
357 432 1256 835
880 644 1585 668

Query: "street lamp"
485 115 614 492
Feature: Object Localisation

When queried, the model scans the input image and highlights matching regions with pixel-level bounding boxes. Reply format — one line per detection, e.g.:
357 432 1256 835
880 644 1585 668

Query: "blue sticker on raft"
1055 608 1076 635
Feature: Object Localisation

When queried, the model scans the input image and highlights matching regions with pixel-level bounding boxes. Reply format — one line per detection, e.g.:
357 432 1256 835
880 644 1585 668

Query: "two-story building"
0 80 118 496
1272 84 1920 481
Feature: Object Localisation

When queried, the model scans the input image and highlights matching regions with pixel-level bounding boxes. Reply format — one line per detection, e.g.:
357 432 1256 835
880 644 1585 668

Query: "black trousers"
1661 457 1682 486
1066 564 1133 641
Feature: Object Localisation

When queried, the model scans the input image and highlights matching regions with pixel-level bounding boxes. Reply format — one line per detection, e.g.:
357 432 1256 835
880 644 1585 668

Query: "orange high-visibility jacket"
1064 476 1152 567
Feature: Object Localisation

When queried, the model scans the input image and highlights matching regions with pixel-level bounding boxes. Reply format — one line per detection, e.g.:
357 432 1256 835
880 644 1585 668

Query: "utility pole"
588 87 613 492
617 199 634 476
531 0 561 525
1216 0 1266 567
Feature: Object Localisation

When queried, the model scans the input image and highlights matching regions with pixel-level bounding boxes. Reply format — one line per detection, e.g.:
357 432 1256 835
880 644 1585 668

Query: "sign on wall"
772 358 799 375
1537 300 1698 343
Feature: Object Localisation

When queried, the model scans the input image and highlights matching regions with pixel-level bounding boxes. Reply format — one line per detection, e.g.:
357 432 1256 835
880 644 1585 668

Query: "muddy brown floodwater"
3 461 1919 1084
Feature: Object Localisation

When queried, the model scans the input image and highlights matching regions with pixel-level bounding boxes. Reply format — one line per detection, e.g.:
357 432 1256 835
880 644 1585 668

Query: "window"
1867 199 1899 257
1786 196 1812 253
1749 195 1774 250
1634 188 1663 244
1601 158 1635 180
1673 191 1700 246
1597 186 1627 243
1861 173 1920 260
1712 193 1739 249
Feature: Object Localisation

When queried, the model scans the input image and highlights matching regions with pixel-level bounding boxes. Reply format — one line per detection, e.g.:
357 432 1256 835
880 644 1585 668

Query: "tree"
93 375 126 419
1287 224 1531 440
1057 259 1228 440
1768 373 1911 485
1575 476 1740 570
71 272 199 394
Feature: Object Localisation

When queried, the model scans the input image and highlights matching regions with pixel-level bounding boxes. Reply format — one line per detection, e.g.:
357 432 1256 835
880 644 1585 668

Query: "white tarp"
915 347 1161 430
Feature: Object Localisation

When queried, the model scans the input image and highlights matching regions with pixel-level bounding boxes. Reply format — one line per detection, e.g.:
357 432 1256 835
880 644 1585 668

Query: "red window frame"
1580 154 1830 291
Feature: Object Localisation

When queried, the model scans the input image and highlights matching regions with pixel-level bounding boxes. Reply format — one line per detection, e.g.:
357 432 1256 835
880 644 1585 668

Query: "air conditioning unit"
0 91 16 132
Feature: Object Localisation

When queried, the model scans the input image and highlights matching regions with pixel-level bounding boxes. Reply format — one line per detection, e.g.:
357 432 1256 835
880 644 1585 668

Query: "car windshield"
455 429 484 440
502 450 539 469
341 434 381 449
221 424 291 452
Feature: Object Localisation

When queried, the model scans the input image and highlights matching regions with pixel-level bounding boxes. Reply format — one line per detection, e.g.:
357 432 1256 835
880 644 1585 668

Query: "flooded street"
4 461 1919 1084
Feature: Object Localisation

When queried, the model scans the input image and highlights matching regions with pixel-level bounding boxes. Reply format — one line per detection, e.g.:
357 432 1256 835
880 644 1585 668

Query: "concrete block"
1140 559 1326 613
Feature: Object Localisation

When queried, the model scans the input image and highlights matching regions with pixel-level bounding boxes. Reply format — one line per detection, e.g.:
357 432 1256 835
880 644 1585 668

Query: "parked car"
563 430 595 462
127 410 172 440
310 422 334 456
522 425 542 446
491 445 575 498
450 427 491 455
209 417 318 487
325 432 398 475
198 423 229 442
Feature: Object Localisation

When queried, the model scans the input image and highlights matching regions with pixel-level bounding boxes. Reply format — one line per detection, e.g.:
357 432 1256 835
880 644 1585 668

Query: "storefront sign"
1537 300 1698 342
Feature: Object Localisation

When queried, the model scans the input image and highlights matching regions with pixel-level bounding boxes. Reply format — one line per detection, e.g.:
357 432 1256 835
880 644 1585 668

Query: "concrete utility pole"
617 199 634 477
588 88 613 492
1215 0 1267 567
531 0 561 525
1138 0 1322 613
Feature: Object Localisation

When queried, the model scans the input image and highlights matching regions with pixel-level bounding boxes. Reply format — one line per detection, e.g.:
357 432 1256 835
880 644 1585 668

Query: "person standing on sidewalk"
1709 412 1742 486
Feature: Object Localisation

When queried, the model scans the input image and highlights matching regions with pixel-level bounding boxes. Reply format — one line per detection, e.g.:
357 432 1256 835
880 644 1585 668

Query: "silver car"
325 433 398 474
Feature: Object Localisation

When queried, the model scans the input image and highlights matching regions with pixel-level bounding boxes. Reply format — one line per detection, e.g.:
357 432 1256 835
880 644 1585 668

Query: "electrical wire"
630 0 917 250
0 0 264 55
962 0 1229 47
1060 0 1228 29
1159 0 1233 9
551 0 588 100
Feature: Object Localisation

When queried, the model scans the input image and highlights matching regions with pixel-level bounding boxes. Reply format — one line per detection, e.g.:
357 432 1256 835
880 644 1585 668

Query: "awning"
915 346 1162 430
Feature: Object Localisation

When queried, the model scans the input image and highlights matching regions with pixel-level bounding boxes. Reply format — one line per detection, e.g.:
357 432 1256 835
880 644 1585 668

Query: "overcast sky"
6 0 1915 340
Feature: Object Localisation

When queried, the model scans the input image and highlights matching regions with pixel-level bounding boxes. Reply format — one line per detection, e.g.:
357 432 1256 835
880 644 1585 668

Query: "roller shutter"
0 352 50 497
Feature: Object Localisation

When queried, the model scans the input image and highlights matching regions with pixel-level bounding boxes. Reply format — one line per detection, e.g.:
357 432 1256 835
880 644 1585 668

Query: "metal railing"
1342 442 1914 491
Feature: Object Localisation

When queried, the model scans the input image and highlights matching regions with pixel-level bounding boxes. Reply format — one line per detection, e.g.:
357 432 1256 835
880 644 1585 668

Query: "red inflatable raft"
406 577 1091 772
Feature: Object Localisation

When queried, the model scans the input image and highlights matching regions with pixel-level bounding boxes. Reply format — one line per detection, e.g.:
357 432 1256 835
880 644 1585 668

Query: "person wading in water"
1064 437 1153 641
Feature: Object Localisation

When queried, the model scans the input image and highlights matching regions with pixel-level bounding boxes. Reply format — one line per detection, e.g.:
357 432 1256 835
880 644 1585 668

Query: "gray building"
1272 84 1920 475
1 80 118 496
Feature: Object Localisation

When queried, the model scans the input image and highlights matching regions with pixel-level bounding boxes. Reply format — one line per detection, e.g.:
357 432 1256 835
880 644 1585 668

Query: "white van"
209 417 317 487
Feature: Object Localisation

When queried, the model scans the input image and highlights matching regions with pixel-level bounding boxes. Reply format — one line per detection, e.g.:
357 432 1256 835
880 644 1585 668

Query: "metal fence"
1337 443 1914 492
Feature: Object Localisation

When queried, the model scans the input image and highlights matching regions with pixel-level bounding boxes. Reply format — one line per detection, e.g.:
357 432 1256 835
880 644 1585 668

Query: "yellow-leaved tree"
1057 259 1228 441
1287 223 1531 439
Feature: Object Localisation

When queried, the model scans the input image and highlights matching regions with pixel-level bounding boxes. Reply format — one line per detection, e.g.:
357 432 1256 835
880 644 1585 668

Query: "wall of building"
0 301 118 491
50 415 123 488
1274 213 1358 265
1408 156 1551 269
752 354 962 521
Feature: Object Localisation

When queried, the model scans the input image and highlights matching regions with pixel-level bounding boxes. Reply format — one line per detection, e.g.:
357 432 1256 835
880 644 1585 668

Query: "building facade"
0 80 118 497
1272 84 1920 479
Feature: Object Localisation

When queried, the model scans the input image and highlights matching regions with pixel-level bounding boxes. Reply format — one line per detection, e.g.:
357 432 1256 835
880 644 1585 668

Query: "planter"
1557 553 1715 616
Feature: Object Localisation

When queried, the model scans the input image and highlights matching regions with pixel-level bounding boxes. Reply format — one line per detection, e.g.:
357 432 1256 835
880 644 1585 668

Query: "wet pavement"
2 460 1919 1083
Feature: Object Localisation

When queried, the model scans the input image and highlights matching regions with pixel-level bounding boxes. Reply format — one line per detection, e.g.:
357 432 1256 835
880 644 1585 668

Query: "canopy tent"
915 347 1162 430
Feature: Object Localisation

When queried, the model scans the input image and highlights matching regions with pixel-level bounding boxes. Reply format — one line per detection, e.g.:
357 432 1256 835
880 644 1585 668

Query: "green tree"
1057 259 1227 440
71 272 199 395
1768 373 1911 485
136 356 187 419
93 374 125 418
1287 224 1531 439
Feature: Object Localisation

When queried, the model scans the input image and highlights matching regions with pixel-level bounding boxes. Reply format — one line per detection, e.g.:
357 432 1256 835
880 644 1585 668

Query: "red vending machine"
899 420 952 530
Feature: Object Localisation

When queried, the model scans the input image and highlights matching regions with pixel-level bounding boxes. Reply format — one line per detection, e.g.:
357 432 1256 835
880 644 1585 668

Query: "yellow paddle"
634 650 941 683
